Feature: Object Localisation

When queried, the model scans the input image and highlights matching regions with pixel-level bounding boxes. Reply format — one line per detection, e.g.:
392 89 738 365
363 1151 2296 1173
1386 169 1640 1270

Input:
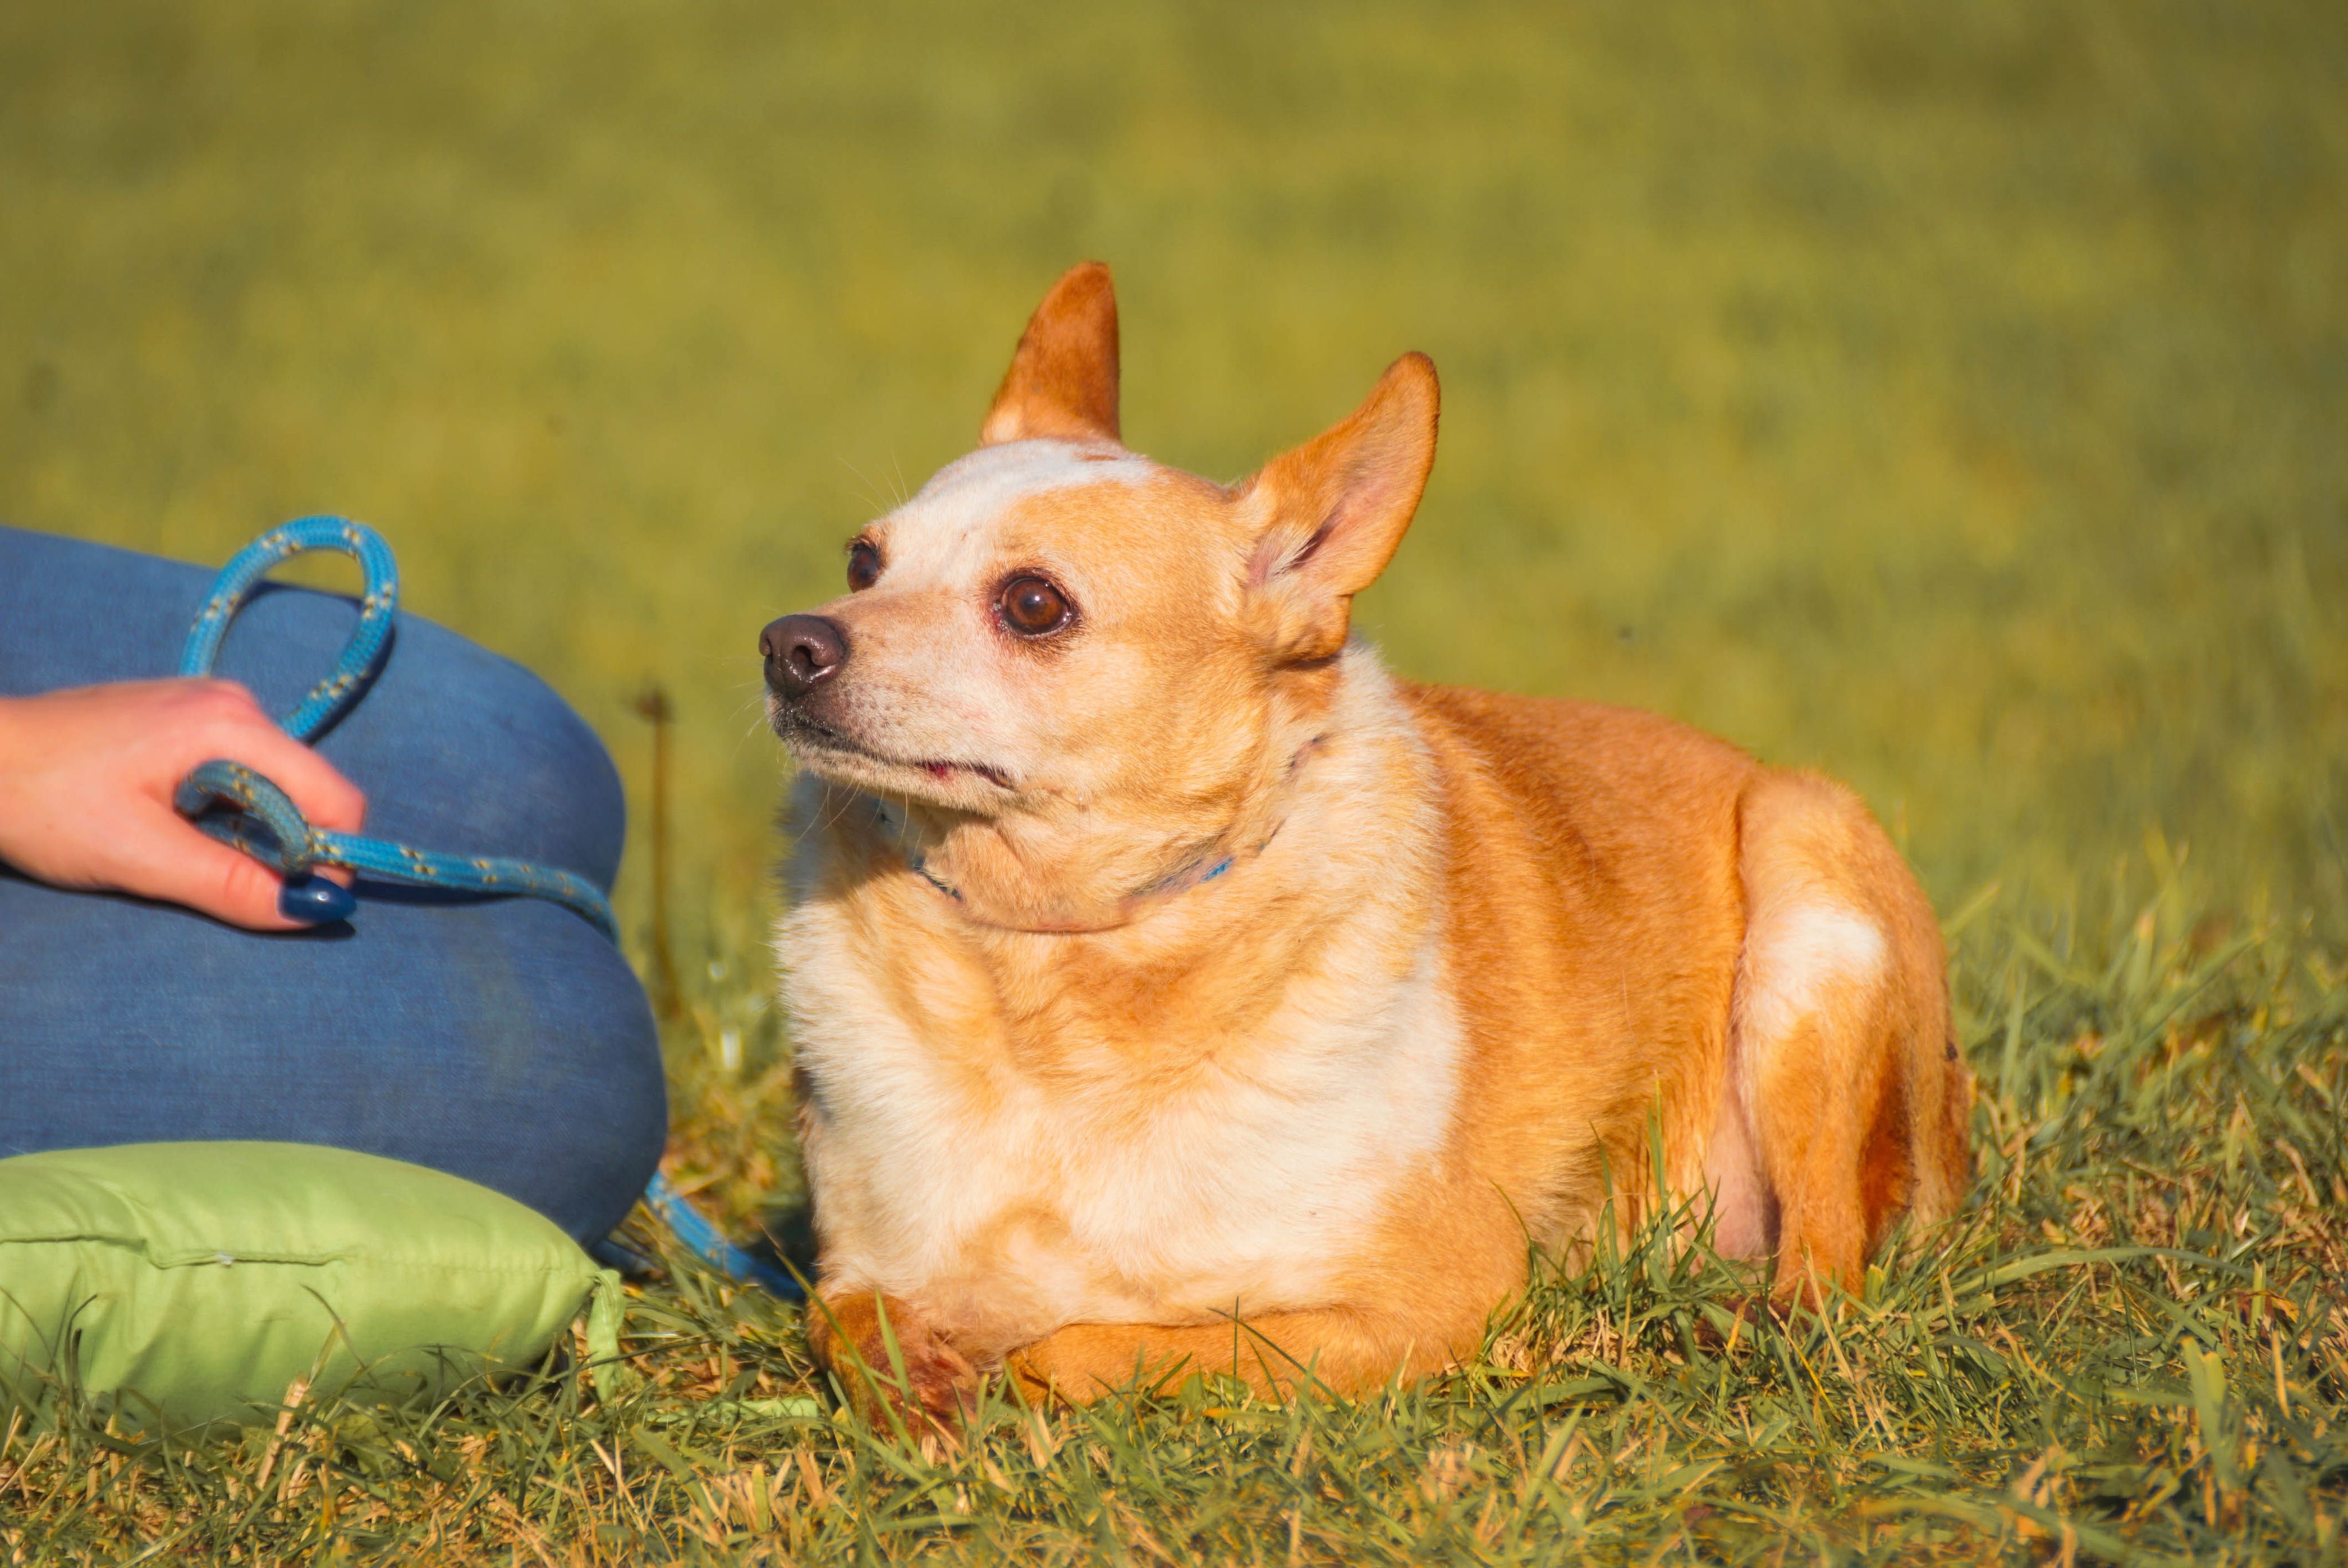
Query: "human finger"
105 810 349 931
189 713 369 835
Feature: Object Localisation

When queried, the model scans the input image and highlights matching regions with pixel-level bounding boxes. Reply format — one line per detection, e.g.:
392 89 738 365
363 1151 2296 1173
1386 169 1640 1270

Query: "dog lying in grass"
762 262 1973 1425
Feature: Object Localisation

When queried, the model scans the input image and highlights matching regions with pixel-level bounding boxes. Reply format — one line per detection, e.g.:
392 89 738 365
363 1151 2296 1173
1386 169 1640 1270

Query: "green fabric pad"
0 1142 619 1430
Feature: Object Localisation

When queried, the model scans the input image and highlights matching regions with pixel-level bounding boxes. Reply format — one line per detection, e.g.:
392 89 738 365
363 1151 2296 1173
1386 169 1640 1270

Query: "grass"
3 0 2346 1561
5 889 2345 1563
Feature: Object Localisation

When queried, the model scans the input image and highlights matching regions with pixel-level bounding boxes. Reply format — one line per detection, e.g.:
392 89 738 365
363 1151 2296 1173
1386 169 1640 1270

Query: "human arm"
0 678 366 930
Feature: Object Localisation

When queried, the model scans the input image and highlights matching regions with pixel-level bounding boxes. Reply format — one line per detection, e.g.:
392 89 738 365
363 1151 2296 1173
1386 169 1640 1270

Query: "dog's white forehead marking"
885 441 1158 565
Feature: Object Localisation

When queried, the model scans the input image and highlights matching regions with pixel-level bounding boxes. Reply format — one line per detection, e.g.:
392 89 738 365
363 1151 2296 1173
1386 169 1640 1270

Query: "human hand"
0 678 367 930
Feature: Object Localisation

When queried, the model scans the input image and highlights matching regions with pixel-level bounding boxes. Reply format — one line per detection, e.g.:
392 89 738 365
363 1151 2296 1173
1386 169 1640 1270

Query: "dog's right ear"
1240 352 1440 664
980 262 1121 446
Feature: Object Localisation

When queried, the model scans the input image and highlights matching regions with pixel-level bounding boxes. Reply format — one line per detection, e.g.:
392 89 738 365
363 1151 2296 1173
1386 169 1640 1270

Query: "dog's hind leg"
1728 771 1971 1304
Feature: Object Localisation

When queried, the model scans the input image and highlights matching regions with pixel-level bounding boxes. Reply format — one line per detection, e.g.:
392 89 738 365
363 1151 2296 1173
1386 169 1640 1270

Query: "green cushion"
0 1142 619 1430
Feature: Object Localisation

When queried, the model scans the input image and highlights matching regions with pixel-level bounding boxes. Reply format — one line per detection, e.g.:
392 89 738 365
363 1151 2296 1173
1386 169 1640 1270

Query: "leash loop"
173 759 319 878
178 515 400 741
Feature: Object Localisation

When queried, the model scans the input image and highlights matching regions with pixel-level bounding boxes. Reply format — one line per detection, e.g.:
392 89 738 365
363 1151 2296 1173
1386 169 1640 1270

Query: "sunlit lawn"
2 0 2343 1561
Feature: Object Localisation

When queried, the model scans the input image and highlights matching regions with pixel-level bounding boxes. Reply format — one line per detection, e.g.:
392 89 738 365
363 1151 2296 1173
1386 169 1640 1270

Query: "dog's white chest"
785 914 1462 1336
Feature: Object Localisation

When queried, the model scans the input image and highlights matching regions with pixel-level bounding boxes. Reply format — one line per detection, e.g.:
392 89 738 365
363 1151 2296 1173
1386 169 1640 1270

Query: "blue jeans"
0 526 666 1244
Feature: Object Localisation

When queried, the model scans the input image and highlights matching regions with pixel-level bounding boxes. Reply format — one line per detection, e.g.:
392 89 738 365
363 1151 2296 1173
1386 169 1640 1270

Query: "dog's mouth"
774 711 1015 796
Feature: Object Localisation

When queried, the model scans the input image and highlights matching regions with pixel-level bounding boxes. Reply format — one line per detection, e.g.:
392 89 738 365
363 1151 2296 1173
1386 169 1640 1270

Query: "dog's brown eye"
846 540 880 592
999 575 1070 636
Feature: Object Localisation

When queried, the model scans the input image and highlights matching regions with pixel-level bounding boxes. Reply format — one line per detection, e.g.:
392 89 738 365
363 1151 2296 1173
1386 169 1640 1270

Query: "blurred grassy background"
4 0 2343 954
7 11 2348 1559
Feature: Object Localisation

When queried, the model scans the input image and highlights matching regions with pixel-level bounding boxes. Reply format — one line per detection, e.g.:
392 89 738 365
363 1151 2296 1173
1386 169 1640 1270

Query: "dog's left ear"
980 261 1121 446
1242 352 1439 663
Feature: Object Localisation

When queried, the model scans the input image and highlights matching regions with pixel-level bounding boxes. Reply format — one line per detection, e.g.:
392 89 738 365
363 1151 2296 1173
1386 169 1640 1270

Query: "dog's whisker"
835 453 893 521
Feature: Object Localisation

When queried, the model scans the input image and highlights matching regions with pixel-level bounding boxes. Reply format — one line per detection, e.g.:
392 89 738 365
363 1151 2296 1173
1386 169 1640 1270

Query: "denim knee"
0 874 667 1248
516 932 671 1243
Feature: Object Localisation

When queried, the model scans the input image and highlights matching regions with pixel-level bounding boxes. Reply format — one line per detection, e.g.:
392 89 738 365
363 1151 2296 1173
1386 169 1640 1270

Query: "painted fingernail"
279 876 357 925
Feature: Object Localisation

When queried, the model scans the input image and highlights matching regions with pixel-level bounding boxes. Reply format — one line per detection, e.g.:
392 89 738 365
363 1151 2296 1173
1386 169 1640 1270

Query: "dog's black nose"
761 614 848 698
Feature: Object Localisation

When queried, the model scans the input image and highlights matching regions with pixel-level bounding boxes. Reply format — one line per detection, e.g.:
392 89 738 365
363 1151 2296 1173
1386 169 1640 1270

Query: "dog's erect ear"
1242 352 1439 663
980 262 1121 446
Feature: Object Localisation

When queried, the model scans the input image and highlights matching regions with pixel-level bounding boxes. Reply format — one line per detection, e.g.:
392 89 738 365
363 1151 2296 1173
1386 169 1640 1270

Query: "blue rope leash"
174 515 799 1300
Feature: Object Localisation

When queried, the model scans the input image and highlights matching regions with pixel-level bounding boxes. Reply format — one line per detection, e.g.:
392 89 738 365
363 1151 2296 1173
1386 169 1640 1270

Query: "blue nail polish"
279 876 357 925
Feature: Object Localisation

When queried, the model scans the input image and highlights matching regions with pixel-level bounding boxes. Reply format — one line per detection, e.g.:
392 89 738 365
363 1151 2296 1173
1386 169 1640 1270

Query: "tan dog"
764 262 1971 1422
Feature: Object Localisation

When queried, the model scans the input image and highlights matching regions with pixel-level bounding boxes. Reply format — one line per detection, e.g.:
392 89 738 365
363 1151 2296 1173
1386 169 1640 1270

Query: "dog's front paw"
806 1289 979 1436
